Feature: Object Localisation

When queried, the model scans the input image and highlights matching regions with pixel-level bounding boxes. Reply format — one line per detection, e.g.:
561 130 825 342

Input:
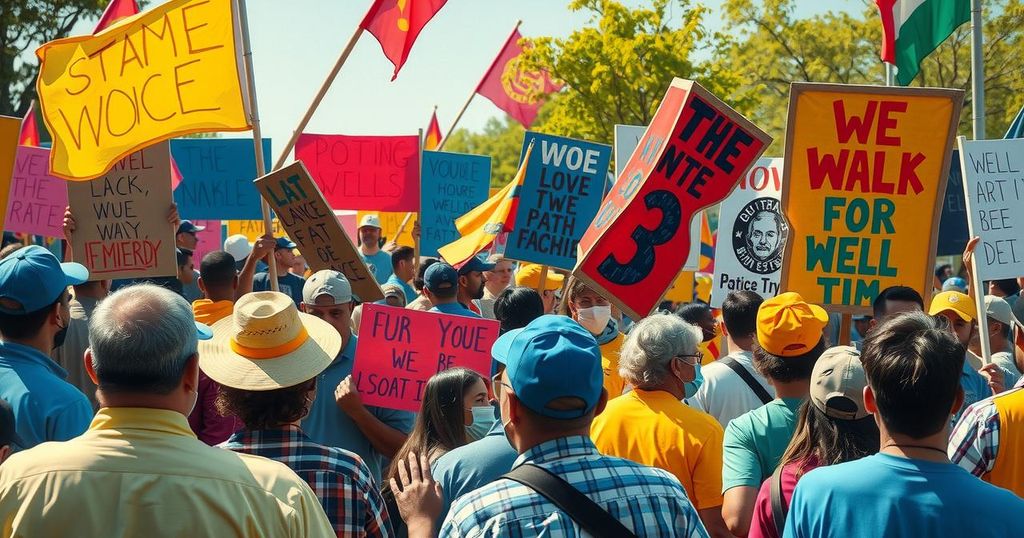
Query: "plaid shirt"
222 426 392 537
439 435 708 537
948 388 1024 477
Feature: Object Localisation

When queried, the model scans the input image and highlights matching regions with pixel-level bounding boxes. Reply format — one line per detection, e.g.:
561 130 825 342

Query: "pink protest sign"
352 304 499 412
190 220 222 264
295 133 420 212
5 146 68 237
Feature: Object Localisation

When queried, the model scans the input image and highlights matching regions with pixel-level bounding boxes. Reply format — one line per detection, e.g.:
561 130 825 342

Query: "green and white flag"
876 0 971 86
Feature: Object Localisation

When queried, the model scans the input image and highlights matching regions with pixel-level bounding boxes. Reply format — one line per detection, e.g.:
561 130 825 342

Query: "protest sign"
352 304 499 412
710 158 786 307
172 138 272 220
355 211 417 248
937 149 970 256
420 150 491 256
5 146 67 237
226 219 286 242
574 79 771 320
254 161 383 302
505 132 612 270
35 0 250 180
190 220 222 264
614 124 646 177
958 137 1024 281
779 84 963 312
338 211 358 240
295 134 420 212
0 116 19 232
67 142 177 279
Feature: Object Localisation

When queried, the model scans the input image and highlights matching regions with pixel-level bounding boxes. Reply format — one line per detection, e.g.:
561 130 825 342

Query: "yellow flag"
36 0 250 180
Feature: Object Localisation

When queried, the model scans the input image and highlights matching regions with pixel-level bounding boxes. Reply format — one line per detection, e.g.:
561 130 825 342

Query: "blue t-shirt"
958 358 991 426
431 418 518 526
359 250 393 284
252 271 305 307
385 274 417 304
784 453 1024 537
430 302 481 318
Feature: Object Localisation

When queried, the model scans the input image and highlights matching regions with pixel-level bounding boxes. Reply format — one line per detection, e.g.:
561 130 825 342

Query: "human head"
423 262 459 304
198 251 238 301
675 301 717 343
272 237 297 272
357 214 382 250
381 283 406 307
721 291 763 344
746 210 783 261
942 277 968 294
0 399 18 462
935 264 953 282
618 314 702 399
413 258 440 292
984 295 1020 343
290 254 307 276
494 286 545 335
928 290 976 346
853 315 872 338
223 234 253 263
861 311 965 439
301 270 354 339
517 264 563 313
484 257 516 295
0 245 87 350
753 292 829 383
391 246 416 281
458 256 494 301
561 278 612 335
871 285 924 325
176 248 195 285
217 378 317 431
175 220 205 250
989 278 1022 298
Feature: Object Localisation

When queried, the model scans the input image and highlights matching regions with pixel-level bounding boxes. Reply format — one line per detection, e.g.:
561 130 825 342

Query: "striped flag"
875 0 970 86
17 102 40 147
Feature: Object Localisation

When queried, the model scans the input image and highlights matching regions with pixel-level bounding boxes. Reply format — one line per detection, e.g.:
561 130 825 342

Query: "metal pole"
885 62 894 86
971 0 985 139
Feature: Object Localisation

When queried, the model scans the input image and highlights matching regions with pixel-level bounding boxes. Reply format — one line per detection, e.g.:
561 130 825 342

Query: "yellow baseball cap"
756 292 829 357
928 291 976 322
515 263 564 291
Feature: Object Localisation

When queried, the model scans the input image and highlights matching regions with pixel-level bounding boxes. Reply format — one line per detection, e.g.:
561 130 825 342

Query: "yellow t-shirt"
600 332 627 397
192 299 234 325
591 388 725 510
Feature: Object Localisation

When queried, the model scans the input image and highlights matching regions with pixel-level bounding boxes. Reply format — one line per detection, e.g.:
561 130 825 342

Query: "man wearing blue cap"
425 262 482 318
455 255 494 317
253 237 306 306
0 245 93 450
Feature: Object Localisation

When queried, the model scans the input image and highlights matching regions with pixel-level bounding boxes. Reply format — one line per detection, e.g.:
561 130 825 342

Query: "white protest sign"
958 138 1024 281
710 158 787 307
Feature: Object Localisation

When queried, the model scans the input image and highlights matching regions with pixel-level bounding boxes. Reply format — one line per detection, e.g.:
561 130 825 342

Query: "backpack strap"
720 355 773 405
770 463 788 537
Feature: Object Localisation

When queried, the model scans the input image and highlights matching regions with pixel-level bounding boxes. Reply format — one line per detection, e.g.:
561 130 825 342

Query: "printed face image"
747 212 781 261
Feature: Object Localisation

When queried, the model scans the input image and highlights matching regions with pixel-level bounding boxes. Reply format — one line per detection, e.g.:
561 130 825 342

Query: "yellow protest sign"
780 84 963 312
0 116 20 232
226 219 287 242
36 0 250 181
356 211 416 247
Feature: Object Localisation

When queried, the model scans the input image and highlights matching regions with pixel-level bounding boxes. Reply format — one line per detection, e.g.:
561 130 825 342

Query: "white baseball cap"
303 270 353 305
223 234 253 261
985 295 1024 330
358 214 382 229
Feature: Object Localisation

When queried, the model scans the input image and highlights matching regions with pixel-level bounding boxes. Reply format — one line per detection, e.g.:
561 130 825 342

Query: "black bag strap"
770 463 788 537
502 464 637 538
720 356 773 405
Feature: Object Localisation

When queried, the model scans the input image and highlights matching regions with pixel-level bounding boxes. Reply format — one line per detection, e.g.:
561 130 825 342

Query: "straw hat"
200 291 342 391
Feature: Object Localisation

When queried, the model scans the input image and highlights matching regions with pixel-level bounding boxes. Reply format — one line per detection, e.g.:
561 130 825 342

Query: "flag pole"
884 63 894 86
437 20 522 151
414 128 423 275
970 0 985 139
237 0 278 291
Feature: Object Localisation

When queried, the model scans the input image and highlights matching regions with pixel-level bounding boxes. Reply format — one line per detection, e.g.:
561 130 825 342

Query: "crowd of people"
0 209 1023 537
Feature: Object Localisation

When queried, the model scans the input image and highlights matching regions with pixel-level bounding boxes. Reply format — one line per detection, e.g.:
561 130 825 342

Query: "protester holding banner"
424 263 481 318
386 246 418 305
559 277 627 398
357 215 393 285
514 262 563 313
253 237 306 306
479 257 515 319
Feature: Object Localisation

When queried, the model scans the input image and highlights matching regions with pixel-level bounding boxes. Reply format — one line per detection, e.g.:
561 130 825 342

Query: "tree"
443 115 528 188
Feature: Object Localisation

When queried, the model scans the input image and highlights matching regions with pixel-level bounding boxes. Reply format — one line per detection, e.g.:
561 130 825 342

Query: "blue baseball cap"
176 220 206 235
491 315 603 419
275 237 297 250
424 262 458 293
0 245 89 314
458 255 496 275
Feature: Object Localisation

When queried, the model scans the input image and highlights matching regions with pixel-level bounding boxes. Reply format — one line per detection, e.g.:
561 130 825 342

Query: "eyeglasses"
675 352 702 366
491 372 514 399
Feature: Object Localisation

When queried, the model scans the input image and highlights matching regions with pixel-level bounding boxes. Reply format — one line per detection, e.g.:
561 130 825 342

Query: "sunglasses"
675 352 702 367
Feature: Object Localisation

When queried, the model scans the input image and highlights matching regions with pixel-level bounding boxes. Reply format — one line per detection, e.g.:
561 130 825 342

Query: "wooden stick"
838 313 852 346
537 265 548 296
414 128 423 274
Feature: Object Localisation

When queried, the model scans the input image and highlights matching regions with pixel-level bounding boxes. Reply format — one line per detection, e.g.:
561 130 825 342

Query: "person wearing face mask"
561 277 627 398
0 245 93 450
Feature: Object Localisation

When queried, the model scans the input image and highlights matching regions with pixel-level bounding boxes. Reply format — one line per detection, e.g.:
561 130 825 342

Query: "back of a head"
391 246 415 270
176 248 192 268
722 291 763 339
494 286 544 334
861 311 964 439
200 251 237 289
991 278 1022 297
871 285 924 320
89 283 198 394
675 301 712 325
414 258 439 291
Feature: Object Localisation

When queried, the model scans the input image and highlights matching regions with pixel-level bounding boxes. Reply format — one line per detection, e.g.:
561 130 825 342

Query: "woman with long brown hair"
559 276 627 397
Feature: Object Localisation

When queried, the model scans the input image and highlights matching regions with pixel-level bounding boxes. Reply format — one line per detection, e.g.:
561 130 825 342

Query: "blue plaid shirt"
439 435 708 537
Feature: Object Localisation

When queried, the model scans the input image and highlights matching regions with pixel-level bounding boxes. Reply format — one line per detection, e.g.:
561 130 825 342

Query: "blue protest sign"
505 132 612 270
420 151 491 257
937 149 969 256
171 138 272 220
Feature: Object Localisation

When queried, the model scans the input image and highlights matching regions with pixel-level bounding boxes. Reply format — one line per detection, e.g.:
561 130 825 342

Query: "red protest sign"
5 146 68 238
352 304 499 412
295 133 420 212
574 79 771 320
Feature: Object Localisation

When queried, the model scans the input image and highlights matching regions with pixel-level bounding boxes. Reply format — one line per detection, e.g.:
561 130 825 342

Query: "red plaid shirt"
222 425 392 537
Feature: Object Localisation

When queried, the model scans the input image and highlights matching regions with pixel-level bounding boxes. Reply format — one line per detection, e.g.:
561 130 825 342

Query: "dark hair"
391 246 415 270
0 399 16 448
176 248 193 268
779 402 879 472
675 301 713 325
494 287 545 334
216 378 316 430
871 286 924 320
722 291 763 339
990 278 1022 297
0 243 25 260
934 264 952 279
428 284 458 300
557 277 590 315
861 311 964 439
200 251 237 287
414 258 440 291
753 338 825 382
0 295 64 340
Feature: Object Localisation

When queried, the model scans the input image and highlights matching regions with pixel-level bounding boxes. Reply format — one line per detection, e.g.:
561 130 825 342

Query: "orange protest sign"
0 116 20 232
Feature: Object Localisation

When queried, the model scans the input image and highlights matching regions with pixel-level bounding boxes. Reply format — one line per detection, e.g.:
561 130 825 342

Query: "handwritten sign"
5 146 67 237
614 124 646 177
226 219 287 242
254 161 383 302
710 158 786 307
35 0 250 180
172 138 271 220
420 151 491 256
67 142 176 279
190 219 222 264
355 211 417 248
779 84 963 312
505 132 611 270
574 79 771 320
352 304 499 411
958 138 1024 280
295 134 420 212
0 116 21 232
938 149 970 256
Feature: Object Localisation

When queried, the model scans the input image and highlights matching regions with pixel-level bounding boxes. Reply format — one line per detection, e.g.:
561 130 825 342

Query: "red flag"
93 0 140 33
424 109 442 150
360 0 448 81
17 102 40 147
476 28 562 128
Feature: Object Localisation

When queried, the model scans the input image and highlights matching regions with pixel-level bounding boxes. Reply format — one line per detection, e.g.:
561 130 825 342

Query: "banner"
614 124 646 177
0 116 21 232
172 138 271 220
574 79 771 320
779 84 963 311
67 142 177 280
420 150 491 256
35 0 250 180
504 132 611 270
937 149 970 256
190 219 222 264
5 146 67 237
254 161 383 302
226 219 286 241
352 304 499 412
295 133 420 212
355 211 417 248
710 158 786 307
958 138 1024 280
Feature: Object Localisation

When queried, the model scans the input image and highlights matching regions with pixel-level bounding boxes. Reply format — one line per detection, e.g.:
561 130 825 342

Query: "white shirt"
686 350 774 427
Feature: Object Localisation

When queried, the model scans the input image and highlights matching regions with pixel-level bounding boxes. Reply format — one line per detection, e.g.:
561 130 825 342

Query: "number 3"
597 190 681 286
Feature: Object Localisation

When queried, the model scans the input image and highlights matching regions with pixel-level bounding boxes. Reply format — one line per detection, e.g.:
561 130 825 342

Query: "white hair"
618 314 702 389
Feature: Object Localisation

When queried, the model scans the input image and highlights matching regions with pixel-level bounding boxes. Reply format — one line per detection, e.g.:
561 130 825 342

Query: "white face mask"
577 305 612 334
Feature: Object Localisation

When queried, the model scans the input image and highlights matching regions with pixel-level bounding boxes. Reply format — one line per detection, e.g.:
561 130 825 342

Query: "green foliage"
443 116 527 188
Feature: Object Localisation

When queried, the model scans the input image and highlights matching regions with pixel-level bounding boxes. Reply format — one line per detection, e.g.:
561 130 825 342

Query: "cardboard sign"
355 211 417 248
574 79 771 320
172 138 272 220
190 220 222 265
254 161 383 302
958 138 1024 280
504 132 612 270
420 150 492 256
352 304 499 412
614 124 646 177
779 84 963 312
937 149 970 256
710 158 786 307
67 142 177 280
5 146 67 237
295 133 420 212
0 116 22 232
226 219 287 242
